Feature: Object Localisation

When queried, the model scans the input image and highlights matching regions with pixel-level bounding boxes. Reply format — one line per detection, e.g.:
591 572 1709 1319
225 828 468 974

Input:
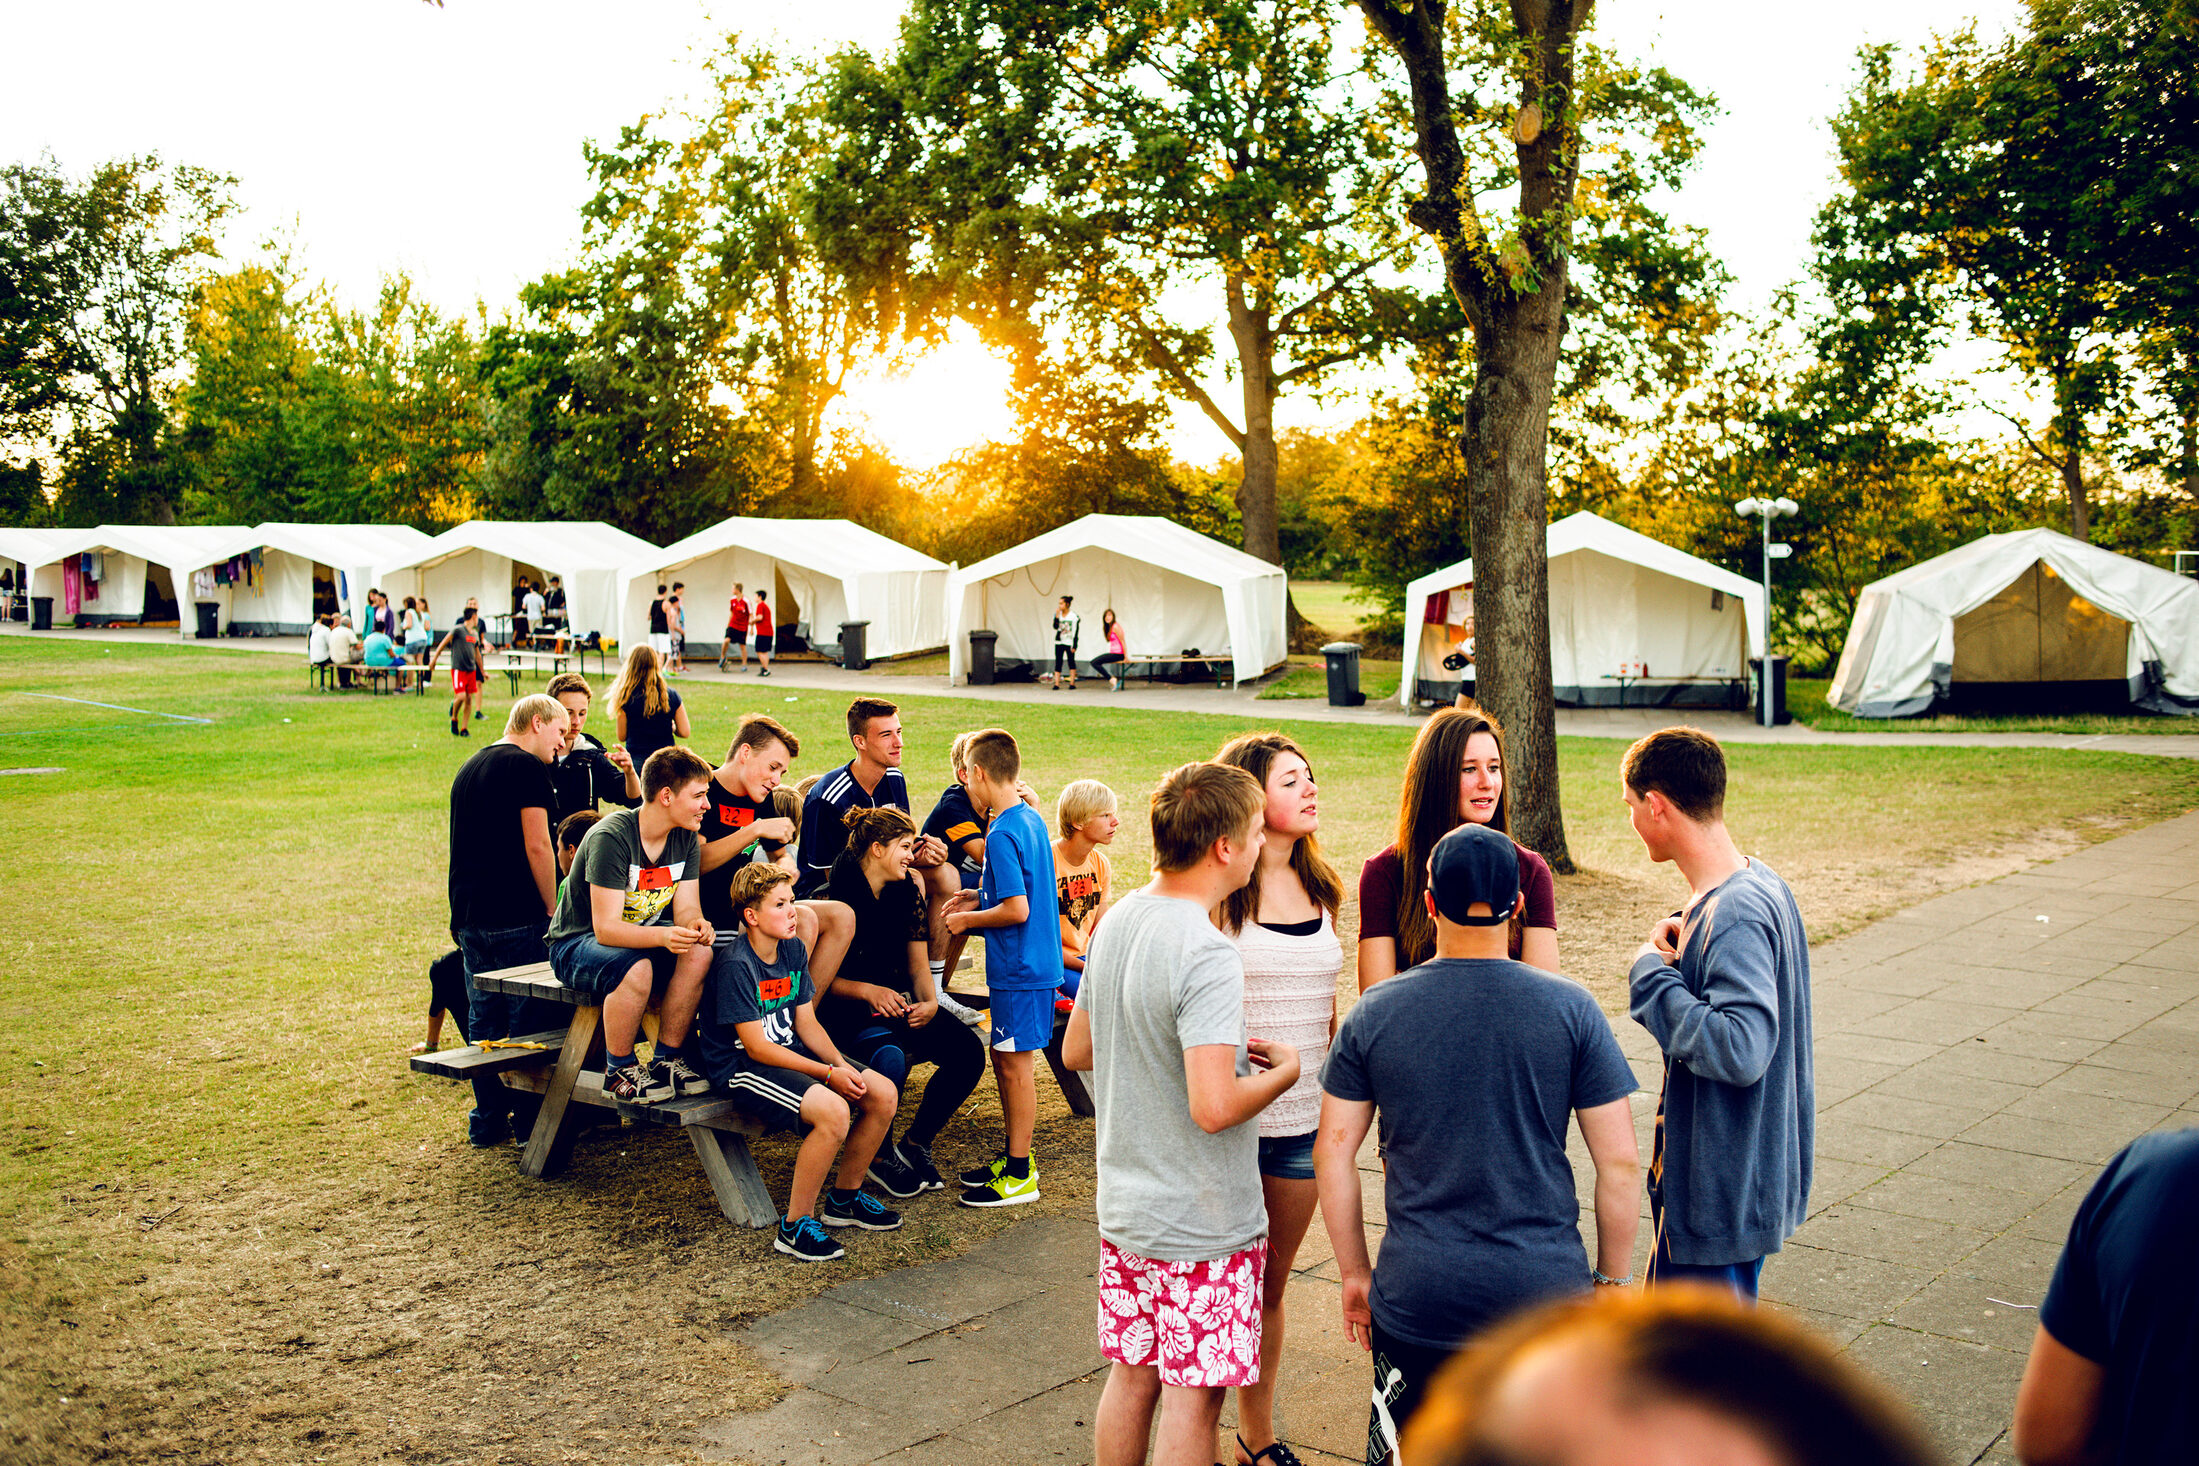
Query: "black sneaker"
653 1054 710 1097
896 1138 946 1192
774 1214 844 1262
604 1062 671 1104
821 1189 904 1231
866 1144 925 1199
959 1153 1007 1188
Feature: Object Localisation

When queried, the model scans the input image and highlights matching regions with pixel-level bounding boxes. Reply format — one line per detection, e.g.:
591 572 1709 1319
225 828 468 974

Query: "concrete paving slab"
1845 1172 2041 1235
1788 1205 1993 1273
1823 1090 1998 1140
1900 1142 2096 1198
1959 1112 2146 1166
1844 1326 2026 1466
1758 1244 1936 1321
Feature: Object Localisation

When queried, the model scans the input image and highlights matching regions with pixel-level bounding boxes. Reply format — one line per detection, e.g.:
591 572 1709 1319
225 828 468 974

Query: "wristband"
1592 1269 1633 1287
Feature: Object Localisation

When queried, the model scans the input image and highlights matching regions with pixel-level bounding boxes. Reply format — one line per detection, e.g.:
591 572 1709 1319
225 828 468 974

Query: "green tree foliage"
0 154 235 524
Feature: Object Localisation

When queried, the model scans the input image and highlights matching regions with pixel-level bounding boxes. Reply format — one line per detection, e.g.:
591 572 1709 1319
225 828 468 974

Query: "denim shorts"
550 932 679 998
1257 1130 1318 1181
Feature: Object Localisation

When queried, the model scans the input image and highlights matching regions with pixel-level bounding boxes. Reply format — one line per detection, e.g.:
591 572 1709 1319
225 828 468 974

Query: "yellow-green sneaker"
957 1157 1039 1208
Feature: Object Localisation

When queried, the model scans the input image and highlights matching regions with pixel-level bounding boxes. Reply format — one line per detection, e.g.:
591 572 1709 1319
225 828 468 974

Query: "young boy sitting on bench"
545 746 717 1105
700 862 905 1262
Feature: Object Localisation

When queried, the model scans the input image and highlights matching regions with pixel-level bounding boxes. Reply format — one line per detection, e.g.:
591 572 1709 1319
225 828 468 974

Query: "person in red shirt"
721 583 752 672
752 590 776 678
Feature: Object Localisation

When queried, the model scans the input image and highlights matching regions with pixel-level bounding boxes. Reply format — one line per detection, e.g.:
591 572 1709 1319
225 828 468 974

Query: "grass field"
1789 677 2199 735
4 636 2197 1464
1287 581 1385 641
1256 653 1405 701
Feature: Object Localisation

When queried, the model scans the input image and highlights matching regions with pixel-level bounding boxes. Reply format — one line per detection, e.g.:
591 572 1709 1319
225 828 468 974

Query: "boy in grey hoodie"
1622 727 1812 1299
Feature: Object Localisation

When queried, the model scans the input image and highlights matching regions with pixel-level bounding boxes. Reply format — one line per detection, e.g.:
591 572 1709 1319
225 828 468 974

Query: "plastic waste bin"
968 628 998 686
838 620 870 671
31 596 53 630
194 601 221 640
1322 641 1366 707
1750 655 1790 727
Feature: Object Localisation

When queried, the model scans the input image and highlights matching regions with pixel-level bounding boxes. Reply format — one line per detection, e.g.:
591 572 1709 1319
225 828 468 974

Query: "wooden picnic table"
1115 653 1240 690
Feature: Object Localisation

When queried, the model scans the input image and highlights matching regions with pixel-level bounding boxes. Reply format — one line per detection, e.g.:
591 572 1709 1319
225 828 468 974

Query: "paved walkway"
708 810 2199 1466
8 622 2196 757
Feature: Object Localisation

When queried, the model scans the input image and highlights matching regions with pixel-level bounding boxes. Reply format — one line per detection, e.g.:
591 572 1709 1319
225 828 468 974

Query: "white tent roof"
0 527 101 570
378 520 660 641
1399 511 1767 708
947 514 1287 687
1828 528 2199 717
188 523 438 629
620 517 949 659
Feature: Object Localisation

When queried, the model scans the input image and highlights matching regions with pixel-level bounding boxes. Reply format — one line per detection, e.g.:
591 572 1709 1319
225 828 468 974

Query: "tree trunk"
2180 392 2197 504
1226 274 1282 568
2060 441 2089 543
1468 285 1572 872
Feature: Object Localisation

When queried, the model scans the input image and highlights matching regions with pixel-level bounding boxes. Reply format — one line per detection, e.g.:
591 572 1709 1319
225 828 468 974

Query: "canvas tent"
6 525 249 627
946 514 1288 688
0 528 97 618
619 518 949 660
377 521 659 645
1401 511 1765 709
1828 528 2199 717
180 523 436 636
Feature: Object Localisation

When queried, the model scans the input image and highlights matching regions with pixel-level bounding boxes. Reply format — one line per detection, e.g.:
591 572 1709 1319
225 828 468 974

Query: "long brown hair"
1392 707 1509 965
612 643 669 719
1215 732 1342 935
842 805 917 863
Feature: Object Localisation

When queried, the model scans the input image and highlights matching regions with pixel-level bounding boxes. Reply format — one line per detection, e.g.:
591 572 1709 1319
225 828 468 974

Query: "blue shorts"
987 986 1057 1053
550 932 679 998
1257 1131 1317 1181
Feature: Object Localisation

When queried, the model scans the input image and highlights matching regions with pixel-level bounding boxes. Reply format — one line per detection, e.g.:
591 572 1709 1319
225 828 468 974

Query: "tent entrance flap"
1952 561 2129 683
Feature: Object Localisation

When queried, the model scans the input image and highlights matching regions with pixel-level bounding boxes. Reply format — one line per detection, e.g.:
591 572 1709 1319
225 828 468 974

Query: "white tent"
1828 528 2199 717
180 523 437 636
10 525 248 627
0 528 98 618
377 521 660 645
619 518 948 660
1400 511 1765 709
947 514 1288 688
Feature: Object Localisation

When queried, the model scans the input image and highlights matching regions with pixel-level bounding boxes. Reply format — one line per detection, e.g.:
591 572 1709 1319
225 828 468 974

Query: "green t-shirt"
546 806 700 944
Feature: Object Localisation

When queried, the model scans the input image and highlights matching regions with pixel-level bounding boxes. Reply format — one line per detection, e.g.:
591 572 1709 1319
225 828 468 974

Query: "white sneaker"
936 991 987 1028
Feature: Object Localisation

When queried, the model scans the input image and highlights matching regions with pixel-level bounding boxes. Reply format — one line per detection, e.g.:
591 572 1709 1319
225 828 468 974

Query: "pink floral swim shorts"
1095 1236 1268 1388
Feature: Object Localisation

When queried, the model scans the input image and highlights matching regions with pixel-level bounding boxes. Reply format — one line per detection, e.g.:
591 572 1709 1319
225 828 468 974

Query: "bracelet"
1592 1269 1634 1287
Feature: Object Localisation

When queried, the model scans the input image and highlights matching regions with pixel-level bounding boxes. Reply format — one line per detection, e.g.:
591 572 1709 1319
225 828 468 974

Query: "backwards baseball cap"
1428 822 1521 926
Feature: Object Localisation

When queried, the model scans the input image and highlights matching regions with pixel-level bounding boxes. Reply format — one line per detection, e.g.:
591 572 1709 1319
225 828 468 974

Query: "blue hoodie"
1629 859 1813 1265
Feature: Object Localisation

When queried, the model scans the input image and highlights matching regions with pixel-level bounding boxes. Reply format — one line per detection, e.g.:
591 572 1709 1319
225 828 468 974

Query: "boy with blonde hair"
942 729 1061 1206
1053 779 1120 992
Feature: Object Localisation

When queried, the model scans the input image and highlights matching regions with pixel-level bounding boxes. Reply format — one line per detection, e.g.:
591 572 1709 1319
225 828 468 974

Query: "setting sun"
833 325 1019 471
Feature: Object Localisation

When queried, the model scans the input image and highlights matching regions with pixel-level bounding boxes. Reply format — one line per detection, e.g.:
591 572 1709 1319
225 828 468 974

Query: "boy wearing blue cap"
1316 821 1641 1466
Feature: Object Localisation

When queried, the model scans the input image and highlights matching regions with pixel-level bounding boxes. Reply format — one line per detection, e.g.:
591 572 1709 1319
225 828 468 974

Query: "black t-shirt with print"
698 934 814 1080
698 774 773 929
448 742 554 932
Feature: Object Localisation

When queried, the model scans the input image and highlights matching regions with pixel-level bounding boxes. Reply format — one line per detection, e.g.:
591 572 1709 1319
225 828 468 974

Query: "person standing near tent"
722 583 751 672
752 590 776 677
614 644 689 773
429 607 486 736
542 576 566 636
648 584 673 661
1357 708 1559 988
1094 608 1128 691
521 580 546 650
1050 595 1081 690
401 597 430 660
669 581 688 675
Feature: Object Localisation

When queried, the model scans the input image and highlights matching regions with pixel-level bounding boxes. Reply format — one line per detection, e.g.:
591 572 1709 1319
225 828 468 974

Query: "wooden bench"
492 648 572 696
362 663 433 696
1116 653 1240 690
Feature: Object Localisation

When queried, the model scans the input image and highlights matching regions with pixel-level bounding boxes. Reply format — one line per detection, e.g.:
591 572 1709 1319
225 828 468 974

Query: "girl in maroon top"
1356 707 1559 988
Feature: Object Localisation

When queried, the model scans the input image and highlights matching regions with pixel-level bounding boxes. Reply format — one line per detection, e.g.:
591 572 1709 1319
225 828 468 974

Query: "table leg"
690 1129 778 1228
521 1003 604 1179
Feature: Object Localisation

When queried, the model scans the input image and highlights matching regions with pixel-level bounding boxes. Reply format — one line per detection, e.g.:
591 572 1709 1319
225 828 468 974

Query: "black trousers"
836 1012 986 1150
1366 1320 1457 1466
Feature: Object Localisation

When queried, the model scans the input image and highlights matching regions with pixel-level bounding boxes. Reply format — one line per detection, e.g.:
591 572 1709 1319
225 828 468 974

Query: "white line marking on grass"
0 767 64 775
16 692 211 725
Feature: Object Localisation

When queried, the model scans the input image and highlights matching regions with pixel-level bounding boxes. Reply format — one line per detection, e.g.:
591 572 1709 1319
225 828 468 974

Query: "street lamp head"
1734 498 1761 518
1774 497 1799 517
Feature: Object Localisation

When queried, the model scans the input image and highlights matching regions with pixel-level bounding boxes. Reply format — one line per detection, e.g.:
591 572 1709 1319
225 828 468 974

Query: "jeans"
833 1012 986 1150
455 920 553 1145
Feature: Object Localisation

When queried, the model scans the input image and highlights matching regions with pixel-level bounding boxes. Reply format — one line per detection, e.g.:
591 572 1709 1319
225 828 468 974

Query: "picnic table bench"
1115 653 1240 690
491 641 609 694
410 958 1088 1230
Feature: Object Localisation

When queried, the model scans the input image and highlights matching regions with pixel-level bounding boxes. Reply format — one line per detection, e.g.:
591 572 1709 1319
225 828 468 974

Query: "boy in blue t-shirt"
943 728 1062 1208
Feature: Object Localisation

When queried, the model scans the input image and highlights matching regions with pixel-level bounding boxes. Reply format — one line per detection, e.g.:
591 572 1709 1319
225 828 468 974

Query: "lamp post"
1735 496 1798 727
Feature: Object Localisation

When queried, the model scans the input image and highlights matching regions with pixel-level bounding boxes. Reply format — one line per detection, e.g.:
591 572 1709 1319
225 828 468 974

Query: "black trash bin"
194 601 221 640
1750 655 1791 727
968 628 999 686
31 596 53 631
1322 641 1366 707
838 619 871 671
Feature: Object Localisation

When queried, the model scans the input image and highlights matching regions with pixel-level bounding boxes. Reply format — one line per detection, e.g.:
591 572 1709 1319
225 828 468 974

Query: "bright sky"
5 1 2022 469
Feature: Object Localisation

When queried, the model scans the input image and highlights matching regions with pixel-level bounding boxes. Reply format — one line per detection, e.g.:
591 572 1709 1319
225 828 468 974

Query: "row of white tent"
8 511 2192 715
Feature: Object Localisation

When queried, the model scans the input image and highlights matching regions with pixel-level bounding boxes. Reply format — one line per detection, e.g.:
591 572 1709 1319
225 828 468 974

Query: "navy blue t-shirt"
796 761 909 898
2038 1128 2199 1466
1321 957 1639 1350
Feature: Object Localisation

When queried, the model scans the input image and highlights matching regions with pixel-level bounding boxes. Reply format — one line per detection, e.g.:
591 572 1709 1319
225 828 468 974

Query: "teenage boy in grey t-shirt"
1063 761 1300 1466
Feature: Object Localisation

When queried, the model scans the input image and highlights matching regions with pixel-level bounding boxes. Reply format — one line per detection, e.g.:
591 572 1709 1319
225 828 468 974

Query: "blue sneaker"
774 1214 844 1262
821 1189 904 1231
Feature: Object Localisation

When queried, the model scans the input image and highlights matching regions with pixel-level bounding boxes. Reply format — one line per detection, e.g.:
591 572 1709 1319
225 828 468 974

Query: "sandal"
1238 1435 1306 1466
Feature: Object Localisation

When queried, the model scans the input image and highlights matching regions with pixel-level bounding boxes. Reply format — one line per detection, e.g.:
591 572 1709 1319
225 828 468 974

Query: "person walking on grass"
751 588 775 676
721 583 750 671
1357 707 1559 987
613 643 689 773
545 745 717 1106
942 729 1062 1207
1623 725 1812 1300
447 693 570 1146
1050 594 1081 689
428 606 485 736
1318 822 1641 1466
698 862 904 1262
1061 760 1300 1466
1214 733 1344 1466
821 805 989 1198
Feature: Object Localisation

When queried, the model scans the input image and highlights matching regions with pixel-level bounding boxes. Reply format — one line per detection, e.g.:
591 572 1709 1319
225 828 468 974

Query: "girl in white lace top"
1215 732 1344 1466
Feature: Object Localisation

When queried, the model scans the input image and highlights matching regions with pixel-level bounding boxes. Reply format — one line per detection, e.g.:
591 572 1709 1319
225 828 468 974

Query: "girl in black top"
821 806 985 1195
612 643 689 774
